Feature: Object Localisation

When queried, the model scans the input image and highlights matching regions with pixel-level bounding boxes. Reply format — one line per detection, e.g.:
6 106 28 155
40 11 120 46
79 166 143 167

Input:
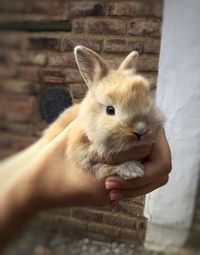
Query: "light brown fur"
44 46 164 180
44 104 80 141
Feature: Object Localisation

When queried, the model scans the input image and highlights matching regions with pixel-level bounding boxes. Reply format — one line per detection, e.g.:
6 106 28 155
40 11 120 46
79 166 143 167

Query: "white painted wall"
144 0 200 252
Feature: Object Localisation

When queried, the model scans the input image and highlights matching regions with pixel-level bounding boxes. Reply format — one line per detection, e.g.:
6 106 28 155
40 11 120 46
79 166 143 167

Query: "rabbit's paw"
116 161 144 180
93 161 144 180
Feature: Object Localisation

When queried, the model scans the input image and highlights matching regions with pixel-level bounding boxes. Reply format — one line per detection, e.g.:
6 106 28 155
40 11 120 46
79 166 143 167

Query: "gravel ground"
3 215 164 255
5 234 162 255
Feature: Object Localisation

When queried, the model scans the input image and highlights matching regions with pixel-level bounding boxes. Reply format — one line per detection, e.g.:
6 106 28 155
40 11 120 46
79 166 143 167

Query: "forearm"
0 138 68 251
0 163 36 251
0 137 50 175
0 139 50 251
0 139 50 230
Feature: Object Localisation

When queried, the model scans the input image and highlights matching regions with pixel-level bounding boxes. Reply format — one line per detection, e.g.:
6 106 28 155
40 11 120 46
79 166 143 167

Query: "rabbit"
44 45 164 180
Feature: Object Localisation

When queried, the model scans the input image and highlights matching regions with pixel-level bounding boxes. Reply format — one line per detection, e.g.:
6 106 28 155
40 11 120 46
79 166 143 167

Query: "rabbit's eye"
106 105 115 115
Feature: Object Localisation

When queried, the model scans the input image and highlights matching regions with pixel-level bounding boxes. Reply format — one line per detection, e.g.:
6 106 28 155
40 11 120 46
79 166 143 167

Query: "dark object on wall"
93 3 103 15
0 20 71 32
40 86 72 123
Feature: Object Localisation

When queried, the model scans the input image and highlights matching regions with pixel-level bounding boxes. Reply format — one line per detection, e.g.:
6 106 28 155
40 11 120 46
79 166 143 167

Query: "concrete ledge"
144 223 188 254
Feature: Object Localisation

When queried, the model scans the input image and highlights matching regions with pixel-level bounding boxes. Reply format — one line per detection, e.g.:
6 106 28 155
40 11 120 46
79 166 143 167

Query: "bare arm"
0 126 171 251
0 127 109 251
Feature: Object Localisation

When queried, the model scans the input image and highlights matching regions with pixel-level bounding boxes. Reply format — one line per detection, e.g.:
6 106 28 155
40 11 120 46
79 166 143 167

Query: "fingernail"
105 181 120 190
110 192 124 201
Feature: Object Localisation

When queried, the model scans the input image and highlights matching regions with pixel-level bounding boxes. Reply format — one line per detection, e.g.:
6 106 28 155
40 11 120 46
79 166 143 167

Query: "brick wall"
0 0 163 244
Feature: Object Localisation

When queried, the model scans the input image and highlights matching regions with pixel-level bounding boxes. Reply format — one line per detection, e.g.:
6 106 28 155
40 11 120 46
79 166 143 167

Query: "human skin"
0 125 171 251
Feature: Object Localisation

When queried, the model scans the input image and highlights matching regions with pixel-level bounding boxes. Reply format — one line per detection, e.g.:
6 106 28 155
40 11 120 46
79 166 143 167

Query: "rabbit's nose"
133 131 144 140
132 126 148 140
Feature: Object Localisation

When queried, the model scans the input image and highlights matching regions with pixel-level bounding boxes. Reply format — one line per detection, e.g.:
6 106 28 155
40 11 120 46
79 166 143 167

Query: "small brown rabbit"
44 46 164 180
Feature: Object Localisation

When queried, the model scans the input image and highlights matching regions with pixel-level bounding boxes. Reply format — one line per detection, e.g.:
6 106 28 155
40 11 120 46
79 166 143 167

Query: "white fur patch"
135 122 147 134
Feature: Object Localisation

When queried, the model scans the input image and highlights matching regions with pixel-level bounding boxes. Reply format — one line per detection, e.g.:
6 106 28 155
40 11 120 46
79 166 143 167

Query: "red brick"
87 232 110 243
109 1 147 16
88 222 120 238
0 79 39 94
86 18 126 35
0 53 7 64
103 39 144 53
0 0 26 13
66 1 105 18
29 37 60 51
68 83 87 98
0 121 34 136
62 37 102 52
128 19 161 36
0 32 24 49
152 0 163 18
48 53 76 68
65 69 83 83
92 205 120 213
42 70 66 84
0 95 36 123
38 213 88 234
70 208 102 222
138 54 159 71
102 212 135 229
19 53 47 66
26 0 66 16
32 53 47 66
0 52 18 65
72 19 85 33
144 38 161 54
102 53 158 73
0 131 36 150
102 54 123 69
131 196 145 205
5 52 47 66
48 208 70 216
118 199 144 217
19 67 40 82
0 65 17 78
0 0 66 16
119 228 145 244
109 0 163 18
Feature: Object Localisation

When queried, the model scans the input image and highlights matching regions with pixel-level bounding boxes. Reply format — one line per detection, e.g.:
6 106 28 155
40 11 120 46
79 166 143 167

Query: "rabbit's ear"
118 51 139 73
74 46 109 87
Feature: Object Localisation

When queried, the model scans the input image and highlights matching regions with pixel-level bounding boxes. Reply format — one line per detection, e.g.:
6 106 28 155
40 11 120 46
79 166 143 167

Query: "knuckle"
162 160 172 175
160 175 169 186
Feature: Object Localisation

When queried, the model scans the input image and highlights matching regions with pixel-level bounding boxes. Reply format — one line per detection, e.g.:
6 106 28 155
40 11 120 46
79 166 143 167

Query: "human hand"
0 120 110 250
0 125 170 217
104 129 171 203
26 127 110 211
28 128 170 210
0 122 171 250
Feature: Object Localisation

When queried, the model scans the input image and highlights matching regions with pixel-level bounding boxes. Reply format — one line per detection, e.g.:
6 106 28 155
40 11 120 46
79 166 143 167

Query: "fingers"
91 145 152 165
109 175 169 200
103 129 171 205
105 159 171 190
150 130 171 162
105 129 171 190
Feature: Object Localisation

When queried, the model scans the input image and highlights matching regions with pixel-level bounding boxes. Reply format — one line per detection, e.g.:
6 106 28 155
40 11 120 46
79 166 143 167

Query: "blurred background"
0 0 199 254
